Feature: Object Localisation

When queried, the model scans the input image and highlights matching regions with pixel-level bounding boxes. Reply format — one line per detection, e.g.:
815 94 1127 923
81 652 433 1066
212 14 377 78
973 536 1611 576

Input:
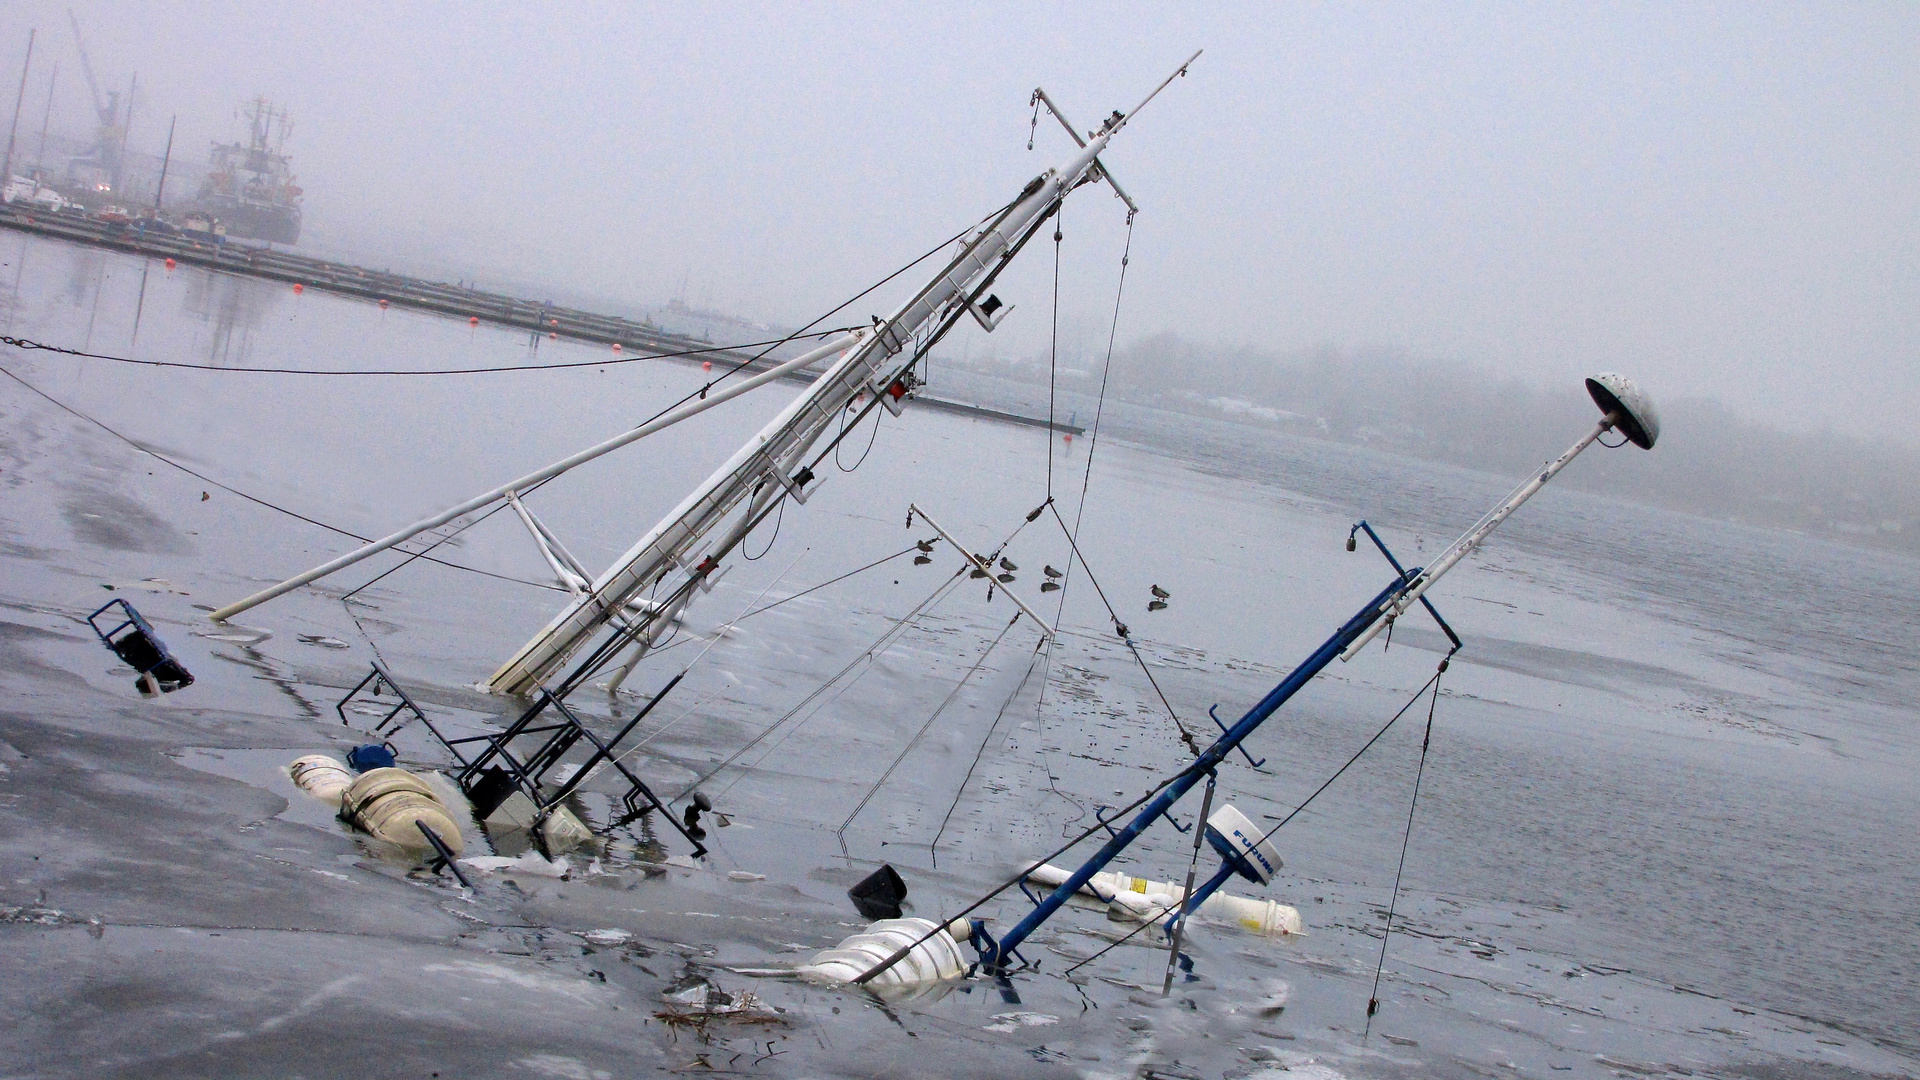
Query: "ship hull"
201 196 300 245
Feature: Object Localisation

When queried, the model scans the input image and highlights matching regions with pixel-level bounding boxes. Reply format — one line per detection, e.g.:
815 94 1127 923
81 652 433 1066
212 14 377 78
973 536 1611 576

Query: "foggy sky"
3 2 1915 444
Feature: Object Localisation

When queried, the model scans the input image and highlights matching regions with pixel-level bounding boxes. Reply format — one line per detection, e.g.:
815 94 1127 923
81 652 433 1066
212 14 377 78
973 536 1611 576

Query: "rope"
929 644 1045 863
0 362 564 594
1038 217 1134 706
837 610 1028 836
1046 500 1200 755
0 329 856 376
679 566 969 800
1366 659 1446 1034
1045 211 1063 497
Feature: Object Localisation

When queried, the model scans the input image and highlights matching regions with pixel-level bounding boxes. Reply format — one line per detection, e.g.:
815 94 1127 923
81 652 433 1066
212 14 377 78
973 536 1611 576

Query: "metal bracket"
416 822 471 888
1030 87 1139 216
967 293 1013 332
1348 521 1463 650
1209 705 1267 768
869 372 915 417
772 462 824 507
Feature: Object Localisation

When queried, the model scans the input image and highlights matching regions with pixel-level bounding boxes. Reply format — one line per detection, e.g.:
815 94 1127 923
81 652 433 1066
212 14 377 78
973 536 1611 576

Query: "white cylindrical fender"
1024 863 1303 938
288 755 354 808
796 917 968 990
341 767 465 857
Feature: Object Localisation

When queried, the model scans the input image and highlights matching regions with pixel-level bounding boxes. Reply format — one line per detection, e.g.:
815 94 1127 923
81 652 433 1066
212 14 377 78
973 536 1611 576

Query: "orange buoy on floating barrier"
1063 432 1074 444
469 316 480 326
378 298 389 309
702 360 713 372
612 343 622 353
549 332 557 340
549 318 558 326
292 283 304 295
164 257 176 270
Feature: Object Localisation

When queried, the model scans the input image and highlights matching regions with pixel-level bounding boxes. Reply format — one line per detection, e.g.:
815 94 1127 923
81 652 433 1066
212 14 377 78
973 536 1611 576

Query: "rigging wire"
732 543 920 622
837 609 1029 837
692 567 971 801
1046 499 1200 755
338 473 566 602
929 644 1046 863
1045 209 1063 497
1243 658 1452 853
0 329 859 377
579 551 809 780
1038 217 1135 705
0 362 564 594
1366 659 1446 1034
686 507 1045 802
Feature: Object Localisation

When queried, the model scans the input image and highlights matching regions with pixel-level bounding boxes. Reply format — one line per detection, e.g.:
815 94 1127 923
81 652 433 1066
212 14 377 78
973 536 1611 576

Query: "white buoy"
1023 862 1303 938
340 767 465 856
288 755 354 808
796 917 970 990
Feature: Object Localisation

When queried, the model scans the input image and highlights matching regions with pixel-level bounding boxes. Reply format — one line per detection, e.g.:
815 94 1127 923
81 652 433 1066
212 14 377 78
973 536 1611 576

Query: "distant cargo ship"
194 97 302 245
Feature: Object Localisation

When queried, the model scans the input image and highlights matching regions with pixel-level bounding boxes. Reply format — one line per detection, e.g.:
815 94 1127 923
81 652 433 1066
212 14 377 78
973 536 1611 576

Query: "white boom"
207 332 857 623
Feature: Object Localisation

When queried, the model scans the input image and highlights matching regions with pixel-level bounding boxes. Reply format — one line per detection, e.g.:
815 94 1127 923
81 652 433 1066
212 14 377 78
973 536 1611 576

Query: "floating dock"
0 206 1081 434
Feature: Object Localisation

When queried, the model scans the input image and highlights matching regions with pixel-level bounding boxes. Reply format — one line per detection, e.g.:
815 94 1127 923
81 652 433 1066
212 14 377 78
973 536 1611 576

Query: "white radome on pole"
1341 373 1660 660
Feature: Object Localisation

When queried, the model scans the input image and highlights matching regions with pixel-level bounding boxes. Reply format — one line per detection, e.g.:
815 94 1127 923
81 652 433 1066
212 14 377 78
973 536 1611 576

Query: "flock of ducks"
910 539 1171 612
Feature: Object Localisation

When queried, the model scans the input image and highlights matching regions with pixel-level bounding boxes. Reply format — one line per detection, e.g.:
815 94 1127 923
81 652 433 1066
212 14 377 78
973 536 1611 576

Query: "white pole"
908 503 1055 639
488 135 1114 696
208 333 857 621
1340 417 1611 661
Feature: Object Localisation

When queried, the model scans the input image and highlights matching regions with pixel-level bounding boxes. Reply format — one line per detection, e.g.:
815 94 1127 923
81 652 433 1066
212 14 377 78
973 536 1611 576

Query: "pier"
0 205 1081 434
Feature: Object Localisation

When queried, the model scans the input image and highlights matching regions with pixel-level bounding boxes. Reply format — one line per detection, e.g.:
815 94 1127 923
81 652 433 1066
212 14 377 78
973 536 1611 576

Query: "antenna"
1116 48 1203 133
1338 373 1659 659
1029 48 1202 217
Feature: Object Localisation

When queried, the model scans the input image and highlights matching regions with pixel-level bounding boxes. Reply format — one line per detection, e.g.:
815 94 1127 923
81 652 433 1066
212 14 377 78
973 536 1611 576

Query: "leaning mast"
486 55 1198 696
202 56 1198 690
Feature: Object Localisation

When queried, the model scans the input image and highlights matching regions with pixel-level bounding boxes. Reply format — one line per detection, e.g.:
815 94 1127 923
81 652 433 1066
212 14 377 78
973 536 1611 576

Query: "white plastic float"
796 917 971 990
342 767 466 856
289 755 465 856
288 754 354 807
1023 859 1303 938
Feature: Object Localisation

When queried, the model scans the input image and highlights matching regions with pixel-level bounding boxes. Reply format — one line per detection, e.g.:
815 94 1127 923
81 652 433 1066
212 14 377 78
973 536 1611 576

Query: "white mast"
486 55 1197 696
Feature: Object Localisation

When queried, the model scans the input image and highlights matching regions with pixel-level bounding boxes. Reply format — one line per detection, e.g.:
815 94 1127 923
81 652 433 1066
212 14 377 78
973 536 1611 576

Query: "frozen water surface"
1 234 1916 1079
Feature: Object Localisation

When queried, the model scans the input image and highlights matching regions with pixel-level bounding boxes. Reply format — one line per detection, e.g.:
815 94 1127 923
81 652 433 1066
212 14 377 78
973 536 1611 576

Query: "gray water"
1 233 1915 1079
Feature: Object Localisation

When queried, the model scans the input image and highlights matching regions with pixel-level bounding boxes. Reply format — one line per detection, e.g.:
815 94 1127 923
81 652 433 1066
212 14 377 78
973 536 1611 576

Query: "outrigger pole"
208 331 858 623
484 52 1201 697
859 374 1660 981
